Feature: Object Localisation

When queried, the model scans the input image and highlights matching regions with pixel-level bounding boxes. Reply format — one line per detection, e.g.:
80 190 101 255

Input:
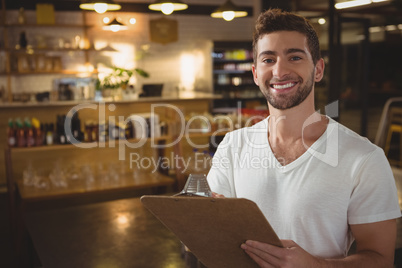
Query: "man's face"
252 31 324 110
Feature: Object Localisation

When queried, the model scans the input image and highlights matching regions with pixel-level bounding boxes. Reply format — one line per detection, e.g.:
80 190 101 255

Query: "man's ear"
314 58 325 82
252 64 259 86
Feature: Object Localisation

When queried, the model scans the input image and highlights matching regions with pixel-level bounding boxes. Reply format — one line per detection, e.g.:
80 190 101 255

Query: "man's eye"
290 56 302 61
263 58 275 63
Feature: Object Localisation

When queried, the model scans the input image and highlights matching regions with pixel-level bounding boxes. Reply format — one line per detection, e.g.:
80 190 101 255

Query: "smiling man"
207 9 401 267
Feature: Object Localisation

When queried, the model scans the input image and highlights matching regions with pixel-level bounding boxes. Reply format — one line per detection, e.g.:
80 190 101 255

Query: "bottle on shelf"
32 117 43 146
72 112 82 142
57 115 67 144
24 117 35 147
7 119 16 148
15 118 26 147
46 123 54 145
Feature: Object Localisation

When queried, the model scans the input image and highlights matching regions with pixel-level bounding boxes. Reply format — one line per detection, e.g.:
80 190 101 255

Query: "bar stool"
384 107 402 167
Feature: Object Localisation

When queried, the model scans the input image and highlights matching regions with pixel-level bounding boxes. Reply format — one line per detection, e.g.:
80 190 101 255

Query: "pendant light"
102 18 127 32
80 0 121 14
211 0 248 21
148 0 188 15
335 0 389 9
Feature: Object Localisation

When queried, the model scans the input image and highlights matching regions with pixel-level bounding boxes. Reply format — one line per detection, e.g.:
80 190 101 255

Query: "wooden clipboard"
141 195 282 268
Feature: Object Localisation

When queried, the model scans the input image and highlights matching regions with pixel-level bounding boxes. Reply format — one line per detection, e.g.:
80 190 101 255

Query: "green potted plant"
96 66 149 100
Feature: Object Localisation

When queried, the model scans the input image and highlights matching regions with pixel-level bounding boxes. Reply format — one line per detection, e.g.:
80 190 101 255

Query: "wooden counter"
24 196 186 268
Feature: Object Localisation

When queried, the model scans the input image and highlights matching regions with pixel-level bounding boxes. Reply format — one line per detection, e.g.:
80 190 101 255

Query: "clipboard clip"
173 174 212 197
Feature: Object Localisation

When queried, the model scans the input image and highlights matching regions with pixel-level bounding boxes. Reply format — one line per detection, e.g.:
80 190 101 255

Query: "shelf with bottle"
6 113 172 153
212 46 253 61
6 48 97 75
212 42 266 112
9 135 173 153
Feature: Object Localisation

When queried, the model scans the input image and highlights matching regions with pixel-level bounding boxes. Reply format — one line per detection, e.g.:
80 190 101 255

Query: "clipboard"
141 195 282 268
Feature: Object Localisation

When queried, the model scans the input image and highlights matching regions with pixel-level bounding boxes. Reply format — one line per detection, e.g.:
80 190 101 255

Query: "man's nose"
272 59 291 79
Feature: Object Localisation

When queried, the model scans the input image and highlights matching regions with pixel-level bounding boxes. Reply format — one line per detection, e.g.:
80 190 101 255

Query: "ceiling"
3 0 402 27
2 0 254 16
295 0 402 27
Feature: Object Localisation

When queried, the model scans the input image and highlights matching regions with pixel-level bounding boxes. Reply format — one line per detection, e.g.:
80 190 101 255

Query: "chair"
384 107 402 167
375 98 402 146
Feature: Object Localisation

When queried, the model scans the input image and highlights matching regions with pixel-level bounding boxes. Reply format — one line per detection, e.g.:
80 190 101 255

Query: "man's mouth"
270 82 297 90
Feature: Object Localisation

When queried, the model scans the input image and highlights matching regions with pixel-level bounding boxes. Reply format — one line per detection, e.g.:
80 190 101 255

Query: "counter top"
24 196 186 268
0 92 222 108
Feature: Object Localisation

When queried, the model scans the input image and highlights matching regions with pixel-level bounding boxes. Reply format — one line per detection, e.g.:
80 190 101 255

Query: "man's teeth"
272 82 295 89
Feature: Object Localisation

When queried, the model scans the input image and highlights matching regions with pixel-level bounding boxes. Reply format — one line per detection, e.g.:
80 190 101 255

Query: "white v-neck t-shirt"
207 116 401 258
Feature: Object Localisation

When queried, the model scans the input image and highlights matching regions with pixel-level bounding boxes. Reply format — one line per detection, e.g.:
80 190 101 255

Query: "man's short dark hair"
253 8 321 65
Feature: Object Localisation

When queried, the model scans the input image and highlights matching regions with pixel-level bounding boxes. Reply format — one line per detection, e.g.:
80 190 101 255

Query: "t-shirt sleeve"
207 133 236 198
348 147 401 225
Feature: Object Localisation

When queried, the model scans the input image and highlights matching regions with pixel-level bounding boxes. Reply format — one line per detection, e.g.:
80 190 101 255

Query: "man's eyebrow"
258 48 307 58
258 50 276 58
286 48 307 55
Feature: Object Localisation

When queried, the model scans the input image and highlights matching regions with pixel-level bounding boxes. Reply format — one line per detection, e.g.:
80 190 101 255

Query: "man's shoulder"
329 117 380 154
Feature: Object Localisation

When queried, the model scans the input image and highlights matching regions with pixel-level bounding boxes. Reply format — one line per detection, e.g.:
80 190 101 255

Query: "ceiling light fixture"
80 0 121 14
335 0 389 9
211 0 248 21
148 0 188 15
102 18 127 32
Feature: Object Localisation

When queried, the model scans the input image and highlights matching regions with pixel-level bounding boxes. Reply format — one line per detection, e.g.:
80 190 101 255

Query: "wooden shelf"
9 135 171 153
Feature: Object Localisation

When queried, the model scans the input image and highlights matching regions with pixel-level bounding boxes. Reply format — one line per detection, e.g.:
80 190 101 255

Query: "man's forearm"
322 250 393 268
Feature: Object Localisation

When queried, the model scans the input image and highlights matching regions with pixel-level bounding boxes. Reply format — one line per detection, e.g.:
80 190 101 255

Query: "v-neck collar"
262 116 336 173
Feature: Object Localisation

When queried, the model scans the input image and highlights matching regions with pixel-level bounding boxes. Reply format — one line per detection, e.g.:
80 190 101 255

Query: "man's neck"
267 101 328 166
268 104 318 142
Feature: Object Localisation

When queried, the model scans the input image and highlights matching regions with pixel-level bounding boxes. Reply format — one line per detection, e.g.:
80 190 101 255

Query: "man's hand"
211 192 225 198
241 240 322 268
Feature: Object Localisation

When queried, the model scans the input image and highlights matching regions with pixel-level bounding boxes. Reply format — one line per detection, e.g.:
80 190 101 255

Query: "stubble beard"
261 71 315 110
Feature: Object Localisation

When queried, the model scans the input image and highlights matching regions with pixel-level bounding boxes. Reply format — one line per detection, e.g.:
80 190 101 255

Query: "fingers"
211 192 225 198
241 241 282 267
243 240 284 256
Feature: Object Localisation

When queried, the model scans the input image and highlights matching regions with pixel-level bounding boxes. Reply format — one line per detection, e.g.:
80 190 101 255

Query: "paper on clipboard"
141 195 282 268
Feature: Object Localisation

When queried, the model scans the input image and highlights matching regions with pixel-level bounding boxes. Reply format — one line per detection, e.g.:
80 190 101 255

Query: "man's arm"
241 219 397 268
326 219 396 267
